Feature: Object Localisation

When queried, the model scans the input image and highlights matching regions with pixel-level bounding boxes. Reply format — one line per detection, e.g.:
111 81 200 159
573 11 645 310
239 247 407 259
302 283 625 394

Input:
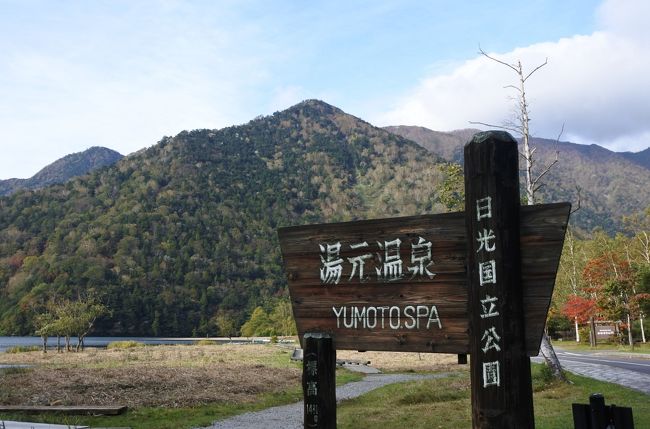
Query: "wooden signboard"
279 131 570 429
278 202 569 356
464 131 535 428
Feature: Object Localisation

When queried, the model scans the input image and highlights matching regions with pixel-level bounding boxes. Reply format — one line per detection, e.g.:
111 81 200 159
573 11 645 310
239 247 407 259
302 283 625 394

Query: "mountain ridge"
385 125 650 233
1 100 647 337
0 99 457 336
0 146 123 196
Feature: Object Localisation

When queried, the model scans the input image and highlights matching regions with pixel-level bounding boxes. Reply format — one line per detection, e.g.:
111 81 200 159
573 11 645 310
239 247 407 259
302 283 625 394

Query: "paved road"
533 348 650 395
556 349 650 374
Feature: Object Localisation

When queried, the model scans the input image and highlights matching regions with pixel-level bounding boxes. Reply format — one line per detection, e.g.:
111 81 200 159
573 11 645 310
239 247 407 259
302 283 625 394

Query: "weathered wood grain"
278 202 569 356
464 131 534 428
0 405 128 415
303 333 336 429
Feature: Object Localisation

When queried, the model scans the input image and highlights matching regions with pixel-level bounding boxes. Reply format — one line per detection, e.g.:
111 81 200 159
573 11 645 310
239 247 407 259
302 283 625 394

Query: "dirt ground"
0 344 459 408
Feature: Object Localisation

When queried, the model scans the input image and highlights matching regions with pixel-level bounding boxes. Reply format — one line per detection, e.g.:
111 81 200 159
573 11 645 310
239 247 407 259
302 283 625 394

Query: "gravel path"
198 372 452 429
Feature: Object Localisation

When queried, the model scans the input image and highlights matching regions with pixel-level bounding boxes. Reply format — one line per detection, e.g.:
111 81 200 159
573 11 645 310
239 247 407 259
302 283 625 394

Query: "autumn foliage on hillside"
0 100 464 337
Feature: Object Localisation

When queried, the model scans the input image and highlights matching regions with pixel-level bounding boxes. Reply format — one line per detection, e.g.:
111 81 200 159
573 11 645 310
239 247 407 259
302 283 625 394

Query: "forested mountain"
386 125 650 234
621 147 650 170
0 147 123 196
0 100 459 336
383 126 469 163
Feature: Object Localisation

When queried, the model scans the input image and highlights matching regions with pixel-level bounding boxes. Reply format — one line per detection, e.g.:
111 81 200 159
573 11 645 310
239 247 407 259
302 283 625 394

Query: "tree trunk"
41 336 47 353
65 335 71 352
539 333 568 382
641 314 647 343
477 50 566 382
574 317 580 342
627 314 634 347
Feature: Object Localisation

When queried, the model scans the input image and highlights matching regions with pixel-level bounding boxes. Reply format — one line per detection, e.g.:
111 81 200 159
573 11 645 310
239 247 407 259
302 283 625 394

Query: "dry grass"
0 344 301 408
0 345 461 410
336 350 460 372
0 344 293 369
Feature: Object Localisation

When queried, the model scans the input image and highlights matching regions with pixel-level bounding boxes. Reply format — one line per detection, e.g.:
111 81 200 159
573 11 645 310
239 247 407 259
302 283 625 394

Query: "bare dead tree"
471 47 569 382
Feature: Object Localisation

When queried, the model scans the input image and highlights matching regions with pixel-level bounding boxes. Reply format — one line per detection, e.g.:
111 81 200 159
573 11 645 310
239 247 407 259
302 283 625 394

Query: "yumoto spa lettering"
332 304 442 330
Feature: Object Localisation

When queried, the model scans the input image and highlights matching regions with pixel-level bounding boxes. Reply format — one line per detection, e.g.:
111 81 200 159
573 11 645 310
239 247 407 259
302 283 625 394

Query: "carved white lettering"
331 305 443 331
426 305 442 329
366 306 377 329
332 306 344 328
353 306 366 329
389 306 401 329
404 305 416 329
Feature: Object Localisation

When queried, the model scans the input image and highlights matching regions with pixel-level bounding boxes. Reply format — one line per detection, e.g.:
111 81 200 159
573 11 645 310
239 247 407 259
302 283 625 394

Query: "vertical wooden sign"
464 131 535 428
303 333 336 429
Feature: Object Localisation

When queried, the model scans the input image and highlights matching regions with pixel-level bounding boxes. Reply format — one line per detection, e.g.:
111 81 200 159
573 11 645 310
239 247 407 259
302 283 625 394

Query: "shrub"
538 362 556 384
5 345 40 353
106 340 144 349
194 339 218 346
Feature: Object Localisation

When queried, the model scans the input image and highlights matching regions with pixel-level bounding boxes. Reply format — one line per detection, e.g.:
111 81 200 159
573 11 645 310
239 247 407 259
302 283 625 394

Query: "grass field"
337 364 650 429
1 344 648 428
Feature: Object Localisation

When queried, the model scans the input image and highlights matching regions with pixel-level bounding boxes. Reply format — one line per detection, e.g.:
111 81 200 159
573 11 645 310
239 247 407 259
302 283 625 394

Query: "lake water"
0 336 270 353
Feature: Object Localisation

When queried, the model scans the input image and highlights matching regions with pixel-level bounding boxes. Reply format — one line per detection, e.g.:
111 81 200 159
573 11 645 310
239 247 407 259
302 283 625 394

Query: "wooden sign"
303 333 336 429
278 202 569 356
280 130 571 429
465 131 534 428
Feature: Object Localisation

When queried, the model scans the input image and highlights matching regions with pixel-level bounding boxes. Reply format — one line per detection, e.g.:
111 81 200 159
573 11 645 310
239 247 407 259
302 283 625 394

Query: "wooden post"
589 394 607 429
572 403 590 429
572 394 635 429
611 404 635 428
303 333 336 429
464 131 535 428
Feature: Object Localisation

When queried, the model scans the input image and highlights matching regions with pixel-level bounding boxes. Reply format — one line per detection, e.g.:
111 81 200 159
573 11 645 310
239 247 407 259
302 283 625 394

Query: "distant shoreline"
0 336 291 353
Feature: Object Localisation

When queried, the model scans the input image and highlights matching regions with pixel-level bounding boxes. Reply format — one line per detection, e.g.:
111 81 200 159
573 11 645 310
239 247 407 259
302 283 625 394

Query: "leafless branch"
503 85 522 93
533 151 558 184
478 47 519 74
520 151 536 167
523 58 548 82
571 186 582 214
555 122 565 143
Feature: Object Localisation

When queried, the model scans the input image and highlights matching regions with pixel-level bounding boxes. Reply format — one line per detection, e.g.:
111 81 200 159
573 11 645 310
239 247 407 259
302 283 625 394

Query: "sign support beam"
464 131 535 428
303 333 336 429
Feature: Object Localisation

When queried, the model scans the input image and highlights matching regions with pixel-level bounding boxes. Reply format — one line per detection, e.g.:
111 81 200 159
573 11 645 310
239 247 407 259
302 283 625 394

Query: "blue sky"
2 0 648 179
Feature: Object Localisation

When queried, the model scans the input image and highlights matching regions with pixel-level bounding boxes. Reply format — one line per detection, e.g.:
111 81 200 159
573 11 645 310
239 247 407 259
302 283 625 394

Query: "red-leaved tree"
562 295 597 325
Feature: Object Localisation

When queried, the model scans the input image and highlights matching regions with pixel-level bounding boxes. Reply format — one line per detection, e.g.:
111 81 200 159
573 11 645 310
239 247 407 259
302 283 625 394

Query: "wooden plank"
278 202 569 355
0 405 127 415
464 131 534 428
0 422 90 429
303 333 336 429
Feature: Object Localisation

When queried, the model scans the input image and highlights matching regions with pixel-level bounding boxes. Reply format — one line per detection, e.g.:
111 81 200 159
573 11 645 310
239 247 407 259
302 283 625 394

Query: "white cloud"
0 2 280 179
379 0 650 153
